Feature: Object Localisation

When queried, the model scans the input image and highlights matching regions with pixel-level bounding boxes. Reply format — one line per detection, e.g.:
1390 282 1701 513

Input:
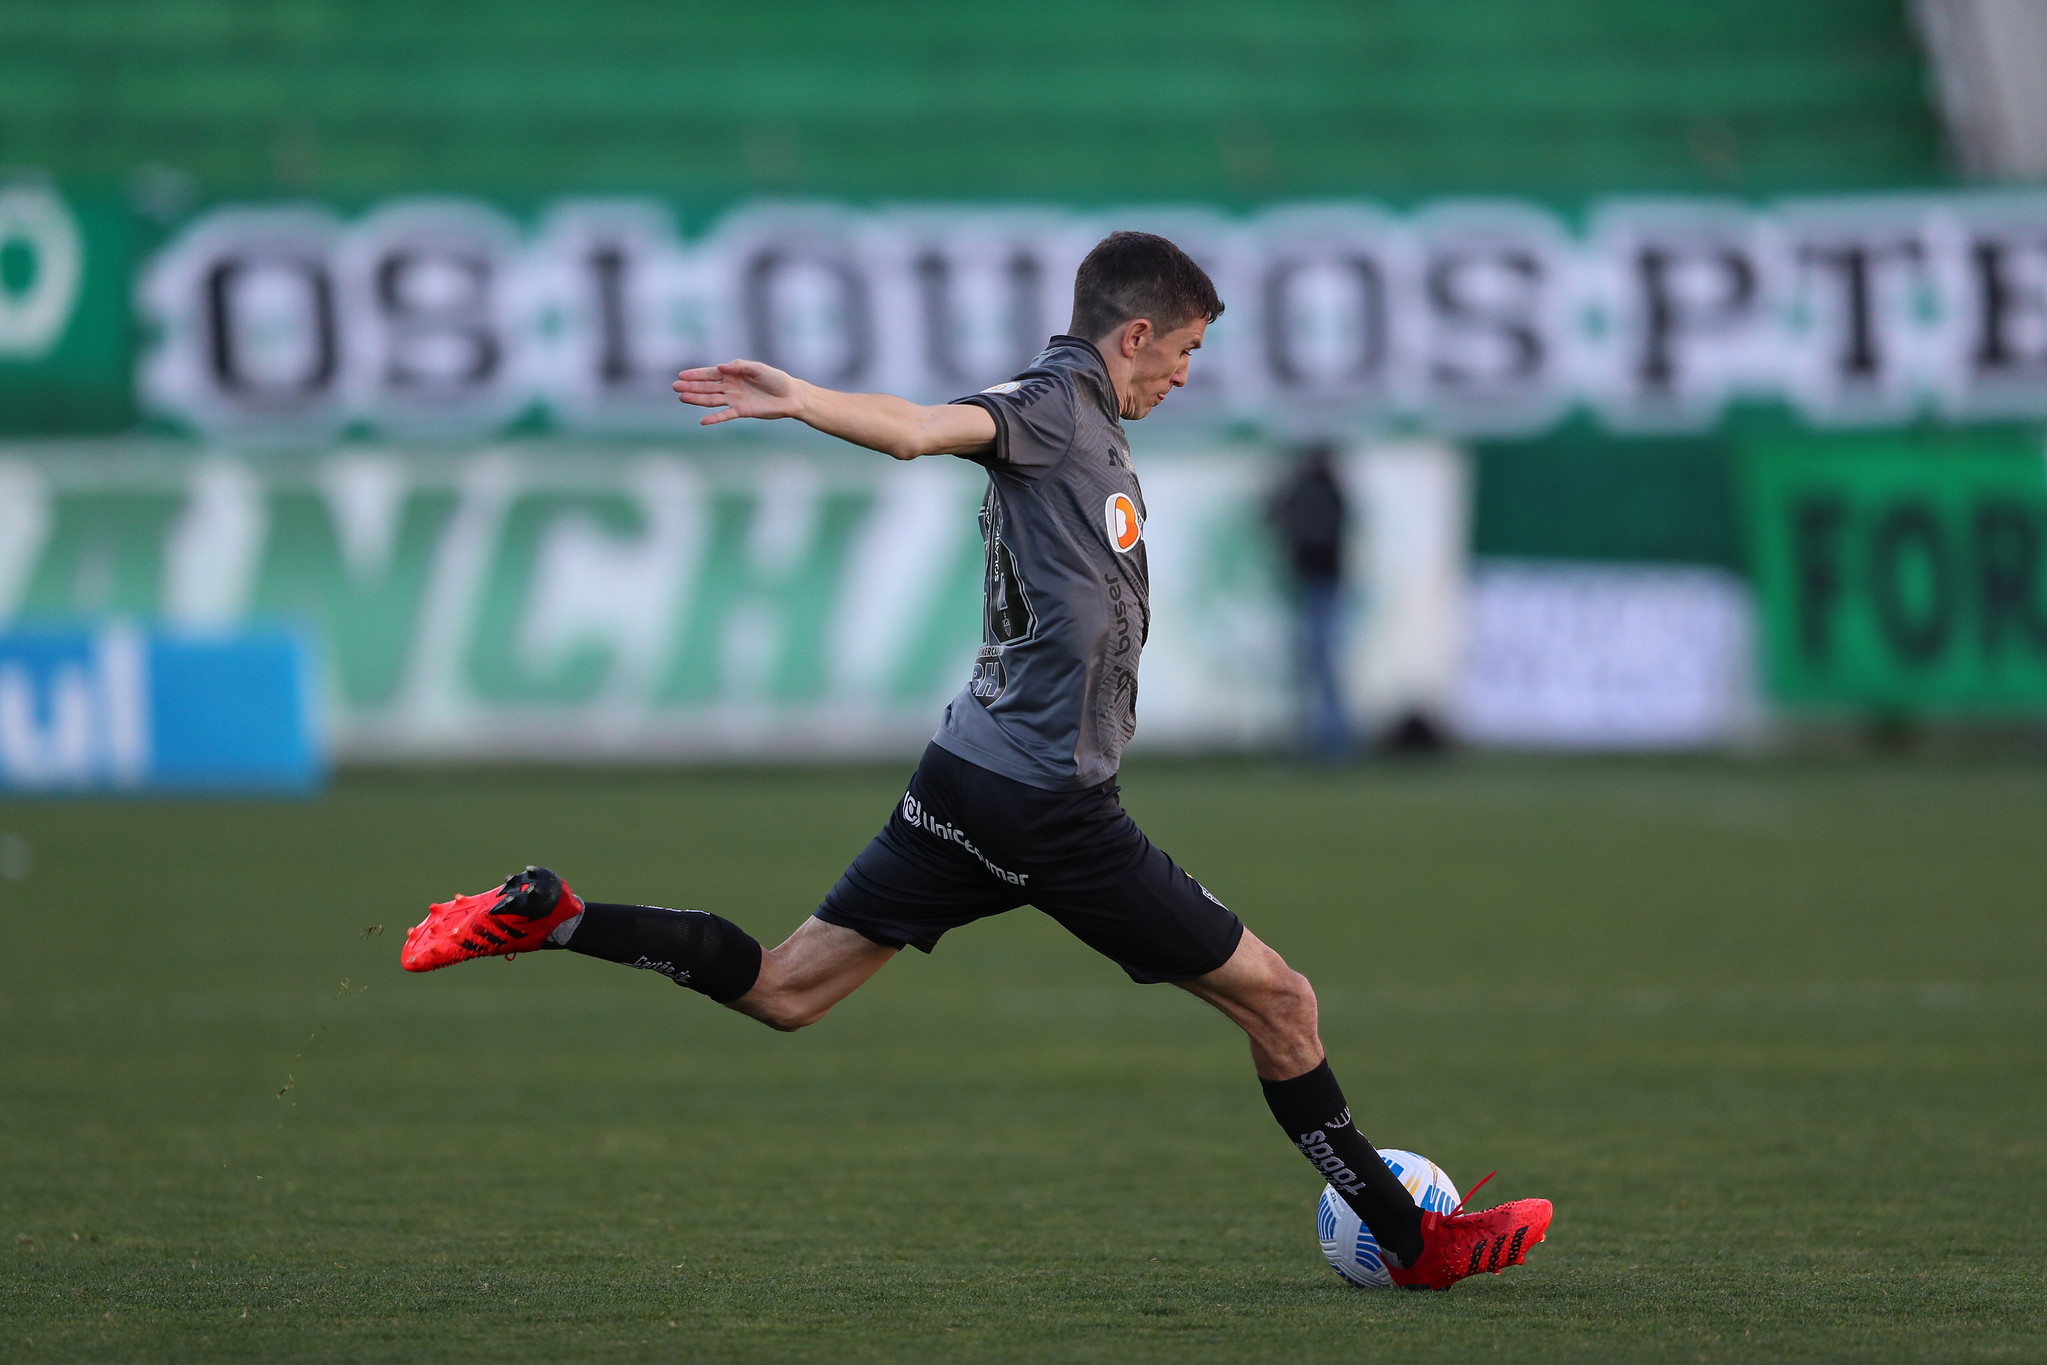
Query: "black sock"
1260 1059 1424 1267
553 902 763 1004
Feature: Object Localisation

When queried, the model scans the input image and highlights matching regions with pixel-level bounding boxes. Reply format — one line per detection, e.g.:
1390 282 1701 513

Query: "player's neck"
1090 334 1143 420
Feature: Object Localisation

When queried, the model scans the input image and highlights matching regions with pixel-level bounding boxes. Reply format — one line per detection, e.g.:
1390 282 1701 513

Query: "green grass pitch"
2 756 2043 1362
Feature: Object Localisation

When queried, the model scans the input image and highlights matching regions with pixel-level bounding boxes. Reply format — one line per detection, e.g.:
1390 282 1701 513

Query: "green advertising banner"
18 175 2047 442
0 184 134 432
0 443 1469 761
1746 438 2047 712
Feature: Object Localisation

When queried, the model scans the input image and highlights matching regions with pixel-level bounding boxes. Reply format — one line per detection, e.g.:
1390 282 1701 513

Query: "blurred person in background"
1269 443 1352 761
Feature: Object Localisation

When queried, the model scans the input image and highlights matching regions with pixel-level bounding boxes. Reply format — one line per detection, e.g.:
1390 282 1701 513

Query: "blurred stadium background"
3 4 2045 1362
5 0 2047 781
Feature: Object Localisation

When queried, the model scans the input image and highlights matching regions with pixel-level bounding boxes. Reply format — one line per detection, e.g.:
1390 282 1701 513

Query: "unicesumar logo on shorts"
1105 492 1143 553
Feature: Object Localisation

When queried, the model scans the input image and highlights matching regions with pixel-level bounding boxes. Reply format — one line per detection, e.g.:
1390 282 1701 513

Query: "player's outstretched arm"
673 360 995 461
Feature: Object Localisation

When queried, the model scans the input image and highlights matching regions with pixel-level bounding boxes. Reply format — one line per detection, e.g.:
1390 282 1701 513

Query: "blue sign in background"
0 627 322 793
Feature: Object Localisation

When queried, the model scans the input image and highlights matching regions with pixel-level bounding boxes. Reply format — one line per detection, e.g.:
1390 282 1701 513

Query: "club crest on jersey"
1105 492 1143 553
981 380 1022 394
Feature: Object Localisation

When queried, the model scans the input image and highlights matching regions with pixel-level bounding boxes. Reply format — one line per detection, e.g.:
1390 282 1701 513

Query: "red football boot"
401 866 584 972
1388 1182 1552 1291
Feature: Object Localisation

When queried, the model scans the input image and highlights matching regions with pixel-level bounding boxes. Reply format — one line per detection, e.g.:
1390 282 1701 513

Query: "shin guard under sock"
1260 1059 1425 1267
554 902 762 1003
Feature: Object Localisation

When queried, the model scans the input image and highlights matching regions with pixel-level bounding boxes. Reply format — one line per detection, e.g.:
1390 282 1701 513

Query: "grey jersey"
933 336 1150 791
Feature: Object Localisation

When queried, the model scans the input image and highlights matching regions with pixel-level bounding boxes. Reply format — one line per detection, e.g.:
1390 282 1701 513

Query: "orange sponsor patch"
1104 492 1143 553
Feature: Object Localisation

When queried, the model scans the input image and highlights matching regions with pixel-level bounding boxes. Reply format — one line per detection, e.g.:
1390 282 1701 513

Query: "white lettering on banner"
339 200 527 434
140 205 349 433
526 201 716 430
866 208 1078 395
514 458 703 707
1945 200 2047 418
319 454 412 580
0 184 84 359
1254 205 1409 419
136 193 2047 438
1587 201 1775 430
163 458 267 626
1415 202 1576 435
0 628 149 788
828 470 976 700
0 459 52 613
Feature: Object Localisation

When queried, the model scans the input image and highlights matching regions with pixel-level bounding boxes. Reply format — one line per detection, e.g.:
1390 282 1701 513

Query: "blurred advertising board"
13 180 2047 440
0 625 319 792
1452 561 1759 749
0 444 1466 763
1745 438 2047 713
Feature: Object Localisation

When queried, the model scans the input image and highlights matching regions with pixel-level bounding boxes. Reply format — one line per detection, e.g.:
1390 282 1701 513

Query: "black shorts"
815 743 1244 984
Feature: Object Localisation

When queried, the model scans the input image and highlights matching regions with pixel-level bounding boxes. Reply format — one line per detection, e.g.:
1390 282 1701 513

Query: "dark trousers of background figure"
1293 578 1351 761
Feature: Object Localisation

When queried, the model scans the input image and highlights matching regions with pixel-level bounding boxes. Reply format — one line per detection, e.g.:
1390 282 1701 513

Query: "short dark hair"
1069 231 1224 342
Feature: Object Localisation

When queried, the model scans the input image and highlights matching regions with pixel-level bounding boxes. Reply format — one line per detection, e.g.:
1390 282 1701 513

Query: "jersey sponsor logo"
981 380 1022 394
1105 574 1134 658
968 647 1006 703
899 791 1030 886
1103 573 1141 739
1105 492 1144 553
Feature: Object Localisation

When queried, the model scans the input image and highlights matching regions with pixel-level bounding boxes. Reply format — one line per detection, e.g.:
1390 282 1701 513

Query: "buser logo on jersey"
1105 493 1143 553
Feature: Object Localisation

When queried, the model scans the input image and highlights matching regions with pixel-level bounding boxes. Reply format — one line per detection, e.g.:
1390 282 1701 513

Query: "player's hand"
672 360 804 425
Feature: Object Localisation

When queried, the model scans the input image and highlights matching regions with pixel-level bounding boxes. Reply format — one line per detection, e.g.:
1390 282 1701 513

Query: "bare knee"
1234 963 1322 1081
1184 933 1318 1044
1263 967 1319 1040
727 919 893 1033
1180 930 1326 1080
726 945 825 1032
733 985 827 1033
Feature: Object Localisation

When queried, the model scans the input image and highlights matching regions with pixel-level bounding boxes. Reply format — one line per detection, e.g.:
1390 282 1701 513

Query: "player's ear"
1121 318 1152 357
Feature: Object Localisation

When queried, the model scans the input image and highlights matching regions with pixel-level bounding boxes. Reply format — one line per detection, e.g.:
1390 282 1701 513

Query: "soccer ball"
1316 1149 1461 1287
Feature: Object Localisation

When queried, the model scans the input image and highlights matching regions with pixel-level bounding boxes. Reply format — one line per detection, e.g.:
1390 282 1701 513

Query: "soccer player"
403 232 1550 1290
